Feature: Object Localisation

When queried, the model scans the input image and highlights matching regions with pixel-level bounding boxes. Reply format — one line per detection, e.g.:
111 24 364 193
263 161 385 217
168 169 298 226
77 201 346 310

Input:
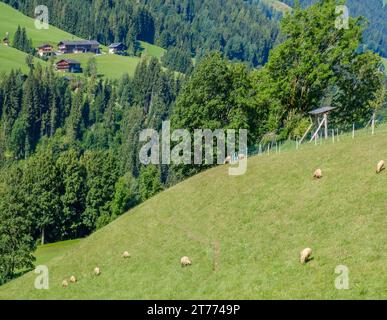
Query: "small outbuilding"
108 42 127 55
2 37 9 46
299 106 336 144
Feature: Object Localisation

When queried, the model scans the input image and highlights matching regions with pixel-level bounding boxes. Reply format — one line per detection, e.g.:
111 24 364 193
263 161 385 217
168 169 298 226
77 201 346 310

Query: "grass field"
0 2 82 48
60 42 166 78
0 2 166 78
382 58 387 75
60 53 142 79
0 44 47 73
34 240 81 267
0 126 386 300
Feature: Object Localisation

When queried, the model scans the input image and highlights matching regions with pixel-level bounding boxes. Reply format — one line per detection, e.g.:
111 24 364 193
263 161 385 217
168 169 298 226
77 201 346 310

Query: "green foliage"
283 0 387 58
172 53 267 143
138 165 163 202
22 147 61 244
111 172 139 219
0 166 35 284
12 25 34 54
161 48 193 74
81 151 120 231
56 149 87 239
84 57 98 78
261 0 384 131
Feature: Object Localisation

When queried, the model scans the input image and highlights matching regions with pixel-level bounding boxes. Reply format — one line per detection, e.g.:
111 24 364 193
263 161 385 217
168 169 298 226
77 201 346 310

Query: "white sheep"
376 160 385 174
313 169 323 179
223 156 231 164
69 275 77 283
238 154 246 160
300 248 313 264
94 267 101 276
180 256 192 267
122 251 131 258
62 280 68 288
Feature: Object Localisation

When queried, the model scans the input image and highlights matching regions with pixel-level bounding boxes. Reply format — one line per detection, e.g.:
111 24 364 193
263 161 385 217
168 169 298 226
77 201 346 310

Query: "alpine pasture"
0 2 166 78
0 127 386 299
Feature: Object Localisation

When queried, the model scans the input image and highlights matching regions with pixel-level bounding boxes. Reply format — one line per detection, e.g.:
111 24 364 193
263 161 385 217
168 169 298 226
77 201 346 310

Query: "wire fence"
246 115 387 158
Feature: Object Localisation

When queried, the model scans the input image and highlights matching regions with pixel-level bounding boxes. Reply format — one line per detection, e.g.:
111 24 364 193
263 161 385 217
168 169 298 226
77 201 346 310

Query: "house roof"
58 40 100 46
38 43 53 48
56 58 81 65
308 106 336 116
108 42 126 48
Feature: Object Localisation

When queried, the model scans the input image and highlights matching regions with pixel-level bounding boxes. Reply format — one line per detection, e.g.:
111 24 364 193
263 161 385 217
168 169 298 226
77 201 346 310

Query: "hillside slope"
0 44 47 73
0 128 386 299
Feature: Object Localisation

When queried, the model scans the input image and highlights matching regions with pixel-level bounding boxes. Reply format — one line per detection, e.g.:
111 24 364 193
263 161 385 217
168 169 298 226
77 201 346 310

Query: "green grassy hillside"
0 44 47 73
0 2 166 78
1 127 386 300
61 53 142 79
0 2 82 48
34 240 81 267
60 42 166 78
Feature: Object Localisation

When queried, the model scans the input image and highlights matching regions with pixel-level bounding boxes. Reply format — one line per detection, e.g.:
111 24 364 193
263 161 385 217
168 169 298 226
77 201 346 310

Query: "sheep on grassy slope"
300 248 313 264
313 169 323 179
69 275 77 283
180 256 192 267
224 156 231 164
376 160 385 174
62 280 68 288
122 251 130 258
94 267 101 276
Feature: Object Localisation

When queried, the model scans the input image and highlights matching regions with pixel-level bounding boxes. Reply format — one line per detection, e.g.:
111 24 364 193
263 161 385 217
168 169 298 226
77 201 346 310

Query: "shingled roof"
58 40 100 46
56 58 81 65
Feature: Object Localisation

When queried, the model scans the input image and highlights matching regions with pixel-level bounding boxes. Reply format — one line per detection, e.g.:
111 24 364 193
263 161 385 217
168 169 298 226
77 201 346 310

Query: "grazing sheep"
180 256 192 267
300 248 313 264
62 280 68 288
94 267 101 276
224 156 231 164
376 160 385 174
69 275 77 283
122 251 130 258
238 154 246 160
313 169 323 179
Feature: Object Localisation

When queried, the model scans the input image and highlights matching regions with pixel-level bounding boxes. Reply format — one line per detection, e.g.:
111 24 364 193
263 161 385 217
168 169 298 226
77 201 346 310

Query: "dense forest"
1 0 280 66
0 0 386 284
282 0 387 58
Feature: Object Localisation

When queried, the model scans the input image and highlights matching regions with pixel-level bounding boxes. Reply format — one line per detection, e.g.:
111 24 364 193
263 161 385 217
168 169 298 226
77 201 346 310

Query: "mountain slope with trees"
1 0 280 67
0 0 385 288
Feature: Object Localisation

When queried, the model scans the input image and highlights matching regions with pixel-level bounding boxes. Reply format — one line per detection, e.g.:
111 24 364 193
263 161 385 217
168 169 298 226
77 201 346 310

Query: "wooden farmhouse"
58 40 100 54
37 43 54 57
55 59 82 73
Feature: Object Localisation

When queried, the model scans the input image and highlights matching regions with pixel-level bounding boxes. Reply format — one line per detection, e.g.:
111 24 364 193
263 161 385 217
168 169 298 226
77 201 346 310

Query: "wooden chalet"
55 59 82 73
58 40 100 54
37 43 54 57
